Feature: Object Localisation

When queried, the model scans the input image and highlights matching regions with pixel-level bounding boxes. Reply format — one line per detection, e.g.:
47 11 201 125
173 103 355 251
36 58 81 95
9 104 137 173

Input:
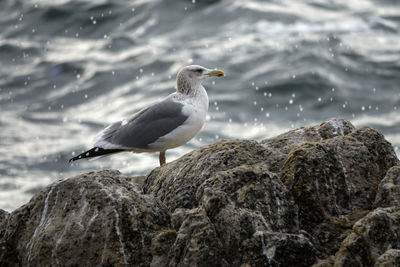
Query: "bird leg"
159 151 166 166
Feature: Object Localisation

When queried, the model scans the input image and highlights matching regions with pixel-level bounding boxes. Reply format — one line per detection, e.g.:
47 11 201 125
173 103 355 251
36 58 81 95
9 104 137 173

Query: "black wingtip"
69 154 85 162
68 147 124 163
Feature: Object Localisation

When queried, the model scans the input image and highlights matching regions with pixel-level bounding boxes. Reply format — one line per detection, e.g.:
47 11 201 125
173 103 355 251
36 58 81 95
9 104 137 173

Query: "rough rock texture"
280 126 399 255
374 166 400 208
260 118 356 173
0 118 399 266
375 249 400 267
0 209 9 227
334 207 400 266
0 170 170 266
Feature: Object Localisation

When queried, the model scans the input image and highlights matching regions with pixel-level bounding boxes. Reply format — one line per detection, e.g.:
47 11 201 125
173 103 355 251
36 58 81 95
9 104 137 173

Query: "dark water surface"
1 0 399 211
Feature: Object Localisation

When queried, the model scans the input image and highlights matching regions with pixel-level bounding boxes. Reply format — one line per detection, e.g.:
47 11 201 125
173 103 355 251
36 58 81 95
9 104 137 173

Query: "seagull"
69 65 225 166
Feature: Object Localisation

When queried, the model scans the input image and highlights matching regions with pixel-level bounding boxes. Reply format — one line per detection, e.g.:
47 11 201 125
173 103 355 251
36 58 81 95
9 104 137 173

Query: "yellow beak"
208 69 226 77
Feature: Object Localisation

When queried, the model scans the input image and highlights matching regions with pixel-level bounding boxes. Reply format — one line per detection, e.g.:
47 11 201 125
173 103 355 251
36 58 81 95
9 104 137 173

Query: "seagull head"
176 65 225 94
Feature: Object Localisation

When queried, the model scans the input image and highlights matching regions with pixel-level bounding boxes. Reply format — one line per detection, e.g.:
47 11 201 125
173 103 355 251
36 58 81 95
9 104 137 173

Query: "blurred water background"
1 0 399 211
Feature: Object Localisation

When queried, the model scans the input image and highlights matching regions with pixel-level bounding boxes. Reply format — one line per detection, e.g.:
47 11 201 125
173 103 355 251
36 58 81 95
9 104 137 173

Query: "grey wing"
98 100 189 149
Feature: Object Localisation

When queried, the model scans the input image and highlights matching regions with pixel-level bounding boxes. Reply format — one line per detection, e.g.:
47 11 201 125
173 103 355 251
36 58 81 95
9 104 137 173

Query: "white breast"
148 86 209 151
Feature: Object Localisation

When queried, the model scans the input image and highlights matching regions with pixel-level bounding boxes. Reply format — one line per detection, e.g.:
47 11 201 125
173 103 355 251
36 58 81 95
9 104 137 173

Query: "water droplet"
289 99 293 104
76 74 81 79
93 20 97 24
266 113 270 117
361 106 365 111
317 97 322 102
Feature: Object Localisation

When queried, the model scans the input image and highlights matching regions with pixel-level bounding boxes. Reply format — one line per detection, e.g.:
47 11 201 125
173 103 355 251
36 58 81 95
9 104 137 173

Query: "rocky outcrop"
334 207 400 266
281 126 399 256
374 166 400 208
0 170 170 266
0 118 399 266
0 209 9 227
375 249 400 267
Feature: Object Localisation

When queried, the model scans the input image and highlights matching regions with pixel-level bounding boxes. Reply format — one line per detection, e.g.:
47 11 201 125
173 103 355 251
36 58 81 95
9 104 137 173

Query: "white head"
176 65 225 94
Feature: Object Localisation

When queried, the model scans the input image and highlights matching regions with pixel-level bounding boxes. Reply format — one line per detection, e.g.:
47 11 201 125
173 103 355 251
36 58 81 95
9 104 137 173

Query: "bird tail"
69 147 124 162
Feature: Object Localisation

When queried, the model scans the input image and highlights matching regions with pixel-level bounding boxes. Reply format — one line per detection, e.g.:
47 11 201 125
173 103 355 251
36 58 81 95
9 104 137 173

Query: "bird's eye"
195 68 203 73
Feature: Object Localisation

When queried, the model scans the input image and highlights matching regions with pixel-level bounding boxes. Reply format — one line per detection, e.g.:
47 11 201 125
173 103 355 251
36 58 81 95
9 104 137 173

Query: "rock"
149 163 313 266
143 140 272 211
196 165 298 233
334 207 400 266
374 166 400 208
0 209 9 227
375 249 400 267
150 229 177 267
1 118 399 266
0 170 170 266
0 209 9 247
280 127 399 255
260 118 356 173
